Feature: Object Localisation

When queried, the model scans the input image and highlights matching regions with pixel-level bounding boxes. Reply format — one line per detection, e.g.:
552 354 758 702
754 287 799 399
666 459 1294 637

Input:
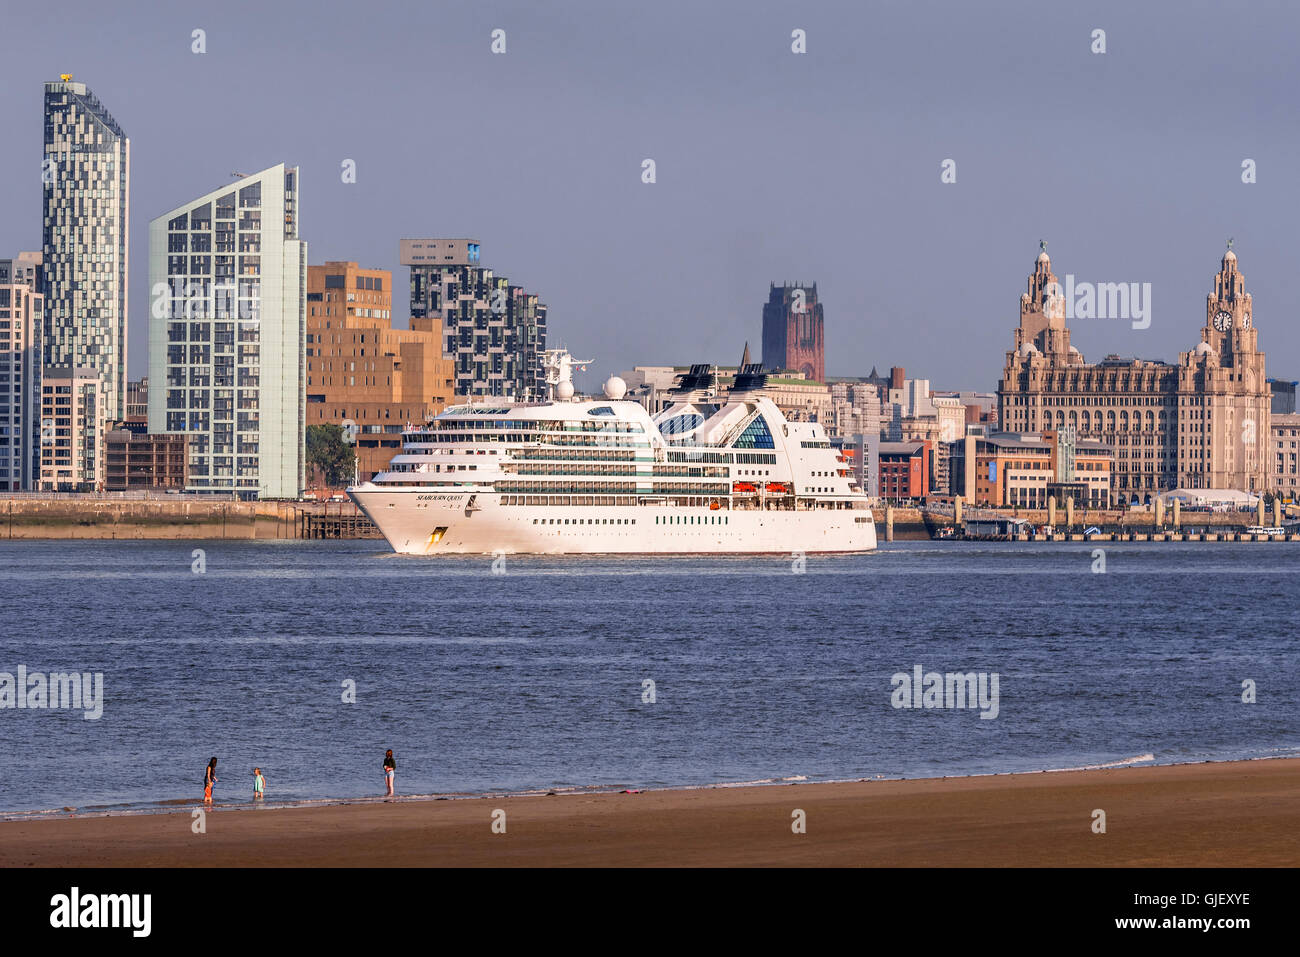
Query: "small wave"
710 774 809 788
1044 753 1156 773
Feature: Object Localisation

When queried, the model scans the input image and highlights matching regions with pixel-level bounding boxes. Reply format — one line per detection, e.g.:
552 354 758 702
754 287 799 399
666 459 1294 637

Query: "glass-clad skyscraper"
148 164 306 498
42 77 130 422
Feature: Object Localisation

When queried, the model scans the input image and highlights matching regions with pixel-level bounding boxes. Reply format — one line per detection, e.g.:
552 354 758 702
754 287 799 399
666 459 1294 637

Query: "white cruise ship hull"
349 487 877 555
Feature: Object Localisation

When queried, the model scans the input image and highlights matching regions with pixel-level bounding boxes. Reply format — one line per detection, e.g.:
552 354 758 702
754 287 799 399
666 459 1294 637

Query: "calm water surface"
0 540 1296 814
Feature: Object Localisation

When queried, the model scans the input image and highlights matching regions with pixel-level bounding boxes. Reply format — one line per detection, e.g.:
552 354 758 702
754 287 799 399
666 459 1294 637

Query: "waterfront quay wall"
934 507 1300 542
0 496 315 540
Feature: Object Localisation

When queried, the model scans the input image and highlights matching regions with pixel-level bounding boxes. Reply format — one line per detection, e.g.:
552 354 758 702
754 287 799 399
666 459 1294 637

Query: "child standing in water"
383 750 396 797
203 757 218 806
252 768 266 800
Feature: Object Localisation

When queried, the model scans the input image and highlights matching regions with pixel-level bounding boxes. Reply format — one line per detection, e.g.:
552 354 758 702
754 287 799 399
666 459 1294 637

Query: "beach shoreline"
4 757 1297 867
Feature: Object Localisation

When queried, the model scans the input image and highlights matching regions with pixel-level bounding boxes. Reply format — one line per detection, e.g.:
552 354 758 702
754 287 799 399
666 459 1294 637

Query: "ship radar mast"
542 348 593 402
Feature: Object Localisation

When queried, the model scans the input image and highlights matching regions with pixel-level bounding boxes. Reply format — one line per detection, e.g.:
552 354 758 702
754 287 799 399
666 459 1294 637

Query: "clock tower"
1202 240 1256 358
1178 242 1269 492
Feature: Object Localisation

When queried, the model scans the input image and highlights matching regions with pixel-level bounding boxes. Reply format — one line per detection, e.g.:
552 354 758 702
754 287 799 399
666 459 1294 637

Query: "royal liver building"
998 244 1269 501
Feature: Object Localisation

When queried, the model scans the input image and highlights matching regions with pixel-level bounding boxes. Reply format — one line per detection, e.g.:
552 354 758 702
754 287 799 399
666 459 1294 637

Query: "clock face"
1213 309 1232 331
1242 313 1252 329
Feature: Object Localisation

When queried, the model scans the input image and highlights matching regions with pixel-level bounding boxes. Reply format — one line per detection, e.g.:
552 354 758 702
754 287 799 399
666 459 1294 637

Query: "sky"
3 0 1299 393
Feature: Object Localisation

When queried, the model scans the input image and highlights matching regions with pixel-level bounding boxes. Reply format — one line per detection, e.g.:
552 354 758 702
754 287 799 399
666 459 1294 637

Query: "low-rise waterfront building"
1270 412 1300 502
948 431 1113 509
879 439 930 500
104 417 189 490
306 261 455 480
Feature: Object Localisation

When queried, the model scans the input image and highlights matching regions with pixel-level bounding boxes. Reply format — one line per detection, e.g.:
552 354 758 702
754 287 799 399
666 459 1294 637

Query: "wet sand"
3 759 1297 867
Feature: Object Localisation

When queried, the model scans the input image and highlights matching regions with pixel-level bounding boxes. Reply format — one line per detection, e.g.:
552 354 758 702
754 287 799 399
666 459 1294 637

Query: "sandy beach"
2 758 1298 867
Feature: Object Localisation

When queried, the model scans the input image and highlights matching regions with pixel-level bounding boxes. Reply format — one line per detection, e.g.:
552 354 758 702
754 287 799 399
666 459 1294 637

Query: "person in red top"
203 757 218 806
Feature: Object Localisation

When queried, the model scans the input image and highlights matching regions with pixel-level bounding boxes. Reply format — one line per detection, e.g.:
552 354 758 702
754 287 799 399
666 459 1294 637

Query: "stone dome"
1195 341 1213 355
1019 342 1040 357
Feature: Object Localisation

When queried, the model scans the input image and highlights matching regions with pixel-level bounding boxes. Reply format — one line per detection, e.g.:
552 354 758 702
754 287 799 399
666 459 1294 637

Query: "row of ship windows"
655 515 728 525
523 516 735 526
532 518 637 526
414 434 652 447
436 420 645 433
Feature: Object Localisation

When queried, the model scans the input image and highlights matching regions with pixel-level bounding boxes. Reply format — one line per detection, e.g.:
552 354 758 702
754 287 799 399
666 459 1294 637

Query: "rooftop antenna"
231 171 248 179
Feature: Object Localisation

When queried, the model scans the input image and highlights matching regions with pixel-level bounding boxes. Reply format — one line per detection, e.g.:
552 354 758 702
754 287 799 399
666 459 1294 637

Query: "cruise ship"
348 351 877 555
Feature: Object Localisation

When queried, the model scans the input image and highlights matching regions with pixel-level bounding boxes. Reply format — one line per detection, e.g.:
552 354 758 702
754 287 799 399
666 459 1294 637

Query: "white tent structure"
1157 488 1260 507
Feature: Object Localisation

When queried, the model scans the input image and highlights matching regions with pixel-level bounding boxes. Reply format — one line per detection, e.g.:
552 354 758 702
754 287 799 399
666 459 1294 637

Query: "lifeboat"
765 482 790 494
732 481 757 494
709 501 721 511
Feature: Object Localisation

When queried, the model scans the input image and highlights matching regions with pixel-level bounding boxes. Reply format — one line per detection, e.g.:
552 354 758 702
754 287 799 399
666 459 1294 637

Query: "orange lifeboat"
765 482 790 494
732 482 757 494
709 500 721 510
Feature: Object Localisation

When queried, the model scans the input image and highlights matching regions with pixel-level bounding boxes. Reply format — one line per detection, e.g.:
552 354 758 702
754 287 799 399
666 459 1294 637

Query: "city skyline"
3 1 1299 393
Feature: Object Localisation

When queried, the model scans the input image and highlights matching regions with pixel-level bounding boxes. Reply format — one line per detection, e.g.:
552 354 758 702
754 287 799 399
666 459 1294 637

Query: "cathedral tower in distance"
762 282 824 382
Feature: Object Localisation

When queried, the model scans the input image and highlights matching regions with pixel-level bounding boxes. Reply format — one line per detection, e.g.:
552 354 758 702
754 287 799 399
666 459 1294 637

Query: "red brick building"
879 440 931 500
104 418 189 490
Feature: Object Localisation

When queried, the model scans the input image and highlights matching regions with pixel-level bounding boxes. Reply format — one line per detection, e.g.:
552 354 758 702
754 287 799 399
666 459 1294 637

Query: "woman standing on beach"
383 750 396 797
204 757 218 806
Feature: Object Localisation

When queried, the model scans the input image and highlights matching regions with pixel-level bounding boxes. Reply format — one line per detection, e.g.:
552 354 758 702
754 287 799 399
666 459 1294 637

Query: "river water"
0 539 1295 815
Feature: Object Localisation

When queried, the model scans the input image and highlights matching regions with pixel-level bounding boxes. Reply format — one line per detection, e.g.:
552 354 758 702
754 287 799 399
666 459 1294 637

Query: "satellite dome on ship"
603 376 627 400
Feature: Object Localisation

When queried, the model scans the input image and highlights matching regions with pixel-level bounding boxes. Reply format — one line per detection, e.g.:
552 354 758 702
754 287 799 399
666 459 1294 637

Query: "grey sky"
4 0 1298 392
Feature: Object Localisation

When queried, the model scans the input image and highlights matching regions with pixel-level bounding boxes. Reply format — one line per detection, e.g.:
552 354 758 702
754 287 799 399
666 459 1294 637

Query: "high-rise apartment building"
0 253 43 489
401 239 546 399
39 365 104 490
998 244 1271 499
42 77 129 422
306 261 455 480
148 164 306 498
762 282 824 382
